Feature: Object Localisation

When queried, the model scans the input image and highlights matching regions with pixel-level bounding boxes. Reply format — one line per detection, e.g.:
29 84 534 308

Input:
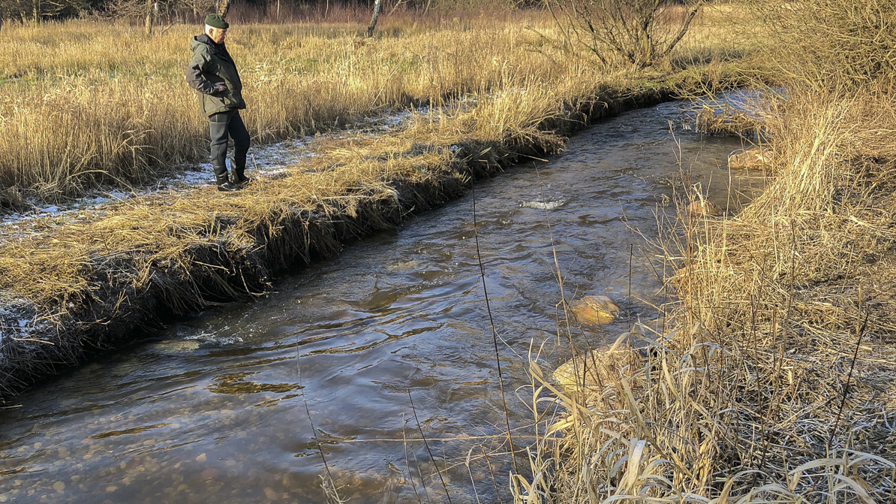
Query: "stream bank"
0 84 691 402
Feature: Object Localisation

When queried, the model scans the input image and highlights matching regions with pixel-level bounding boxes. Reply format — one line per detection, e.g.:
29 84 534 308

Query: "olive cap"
204 14 229 29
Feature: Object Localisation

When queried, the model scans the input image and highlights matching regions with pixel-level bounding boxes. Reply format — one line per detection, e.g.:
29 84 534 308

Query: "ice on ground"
0 297 53 367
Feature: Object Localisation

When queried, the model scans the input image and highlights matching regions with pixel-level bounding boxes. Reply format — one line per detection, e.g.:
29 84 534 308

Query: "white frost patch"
0 298 53 367
520 200 567 210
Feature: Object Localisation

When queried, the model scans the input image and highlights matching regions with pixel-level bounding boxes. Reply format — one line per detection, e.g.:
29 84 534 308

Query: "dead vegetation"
0 10 638 203
509 2 896 502
513 89 896 498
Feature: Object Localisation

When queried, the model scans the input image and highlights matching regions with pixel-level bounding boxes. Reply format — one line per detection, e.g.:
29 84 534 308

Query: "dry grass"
0 14 539 199
0 6 753 202
517 322 895 503
675 89 896 340
511 90 896 498
510 3 896 499
0 11 567 200
745 0 896 92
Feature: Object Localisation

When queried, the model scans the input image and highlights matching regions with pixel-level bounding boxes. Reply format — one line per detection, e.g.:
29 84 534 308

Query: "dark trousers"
209 110 250 184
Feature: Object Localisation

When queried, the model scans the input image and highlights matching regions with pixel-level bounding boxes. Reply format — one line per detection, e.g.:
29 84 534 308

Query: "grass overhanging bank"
0 5 753 402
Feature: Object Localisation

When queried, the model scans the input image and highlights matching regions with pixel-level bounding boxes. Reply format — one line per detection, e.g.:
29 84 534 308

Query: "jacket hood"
190 34 219 52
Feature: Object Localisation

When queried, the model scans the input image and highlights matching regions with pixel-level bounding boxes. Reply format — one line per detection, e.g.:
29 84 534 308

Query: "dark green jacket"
185 34 246 116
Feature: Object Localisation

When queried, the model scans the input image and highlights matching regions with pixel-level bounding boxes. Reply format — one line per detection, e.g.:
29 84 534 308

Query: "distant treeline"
0 0 532 24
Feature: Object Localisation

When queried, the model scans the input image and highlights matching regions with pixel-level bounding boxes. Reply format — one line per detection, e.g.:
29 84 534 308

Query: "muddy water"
0 101 764 503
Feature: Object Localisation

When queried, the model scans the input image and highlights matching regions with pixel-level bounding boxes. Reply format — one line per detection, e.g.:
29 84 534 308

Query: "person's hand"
214 82 227 93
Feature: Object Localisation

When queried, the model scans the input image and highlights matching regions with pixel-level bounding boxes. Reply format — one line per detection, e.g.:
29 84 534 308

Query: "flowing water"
0 100 765 503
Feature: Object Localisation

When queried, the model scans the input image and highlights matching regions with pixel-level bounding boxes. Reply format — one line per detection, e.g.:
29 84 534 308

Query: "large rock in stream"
569 295 619 326
686 199 723 218
728 148 770 170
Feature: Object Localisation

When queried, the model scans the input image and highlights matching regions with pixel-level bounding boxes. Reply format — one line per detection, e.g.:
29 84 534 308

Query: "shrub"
542 0 706 68
749 0 896 91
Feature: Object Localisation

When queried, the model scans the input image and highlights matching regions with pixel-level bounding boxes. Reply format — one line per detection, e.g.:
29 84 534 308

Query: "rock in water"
552 345 644 396
686 199 723 218
569 296 619 325
728 148 769 170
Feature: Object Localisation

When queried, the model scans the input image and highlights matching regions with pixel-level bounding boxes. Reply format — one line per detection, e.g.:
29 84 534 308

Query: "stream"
0 98 765 503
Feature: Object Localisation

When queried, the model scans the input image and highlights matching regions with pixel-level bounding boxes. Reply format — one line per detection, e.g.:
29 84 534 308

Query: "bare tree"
544 0 705 68
367 0 381 37
144 0 153 34
217 0 229 18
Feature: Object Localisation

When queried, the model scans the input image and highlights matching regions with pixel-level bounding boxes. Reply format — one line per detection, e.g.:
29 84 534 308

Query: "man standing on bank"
185 14 250 192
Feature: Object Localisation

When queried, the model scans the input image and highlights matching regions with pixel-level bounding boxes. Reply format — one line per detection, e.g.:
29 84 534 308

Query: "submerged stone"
686 199 723 218
569 295 619 326
552 345 645 395
728 148 770 170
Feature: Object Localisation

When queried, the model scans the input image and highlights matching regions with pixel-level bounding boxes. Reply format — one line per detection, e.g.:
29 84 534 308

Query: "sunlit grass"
510 2 896 502
0 7 750 201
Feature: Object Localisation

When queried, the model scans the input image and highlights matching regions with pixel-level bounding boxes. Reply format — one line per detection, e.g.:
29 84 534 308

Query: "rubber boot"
216 172 241 192
230 165 251 185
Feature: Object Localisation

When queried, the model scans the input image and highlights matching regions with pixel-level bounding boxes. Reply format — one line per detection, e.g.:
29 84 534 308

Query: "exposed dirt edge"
0 87 676 404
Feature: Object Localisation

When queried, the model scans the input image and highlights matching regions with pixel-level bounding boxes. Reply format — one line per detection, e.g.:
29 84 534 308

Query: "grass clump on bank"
513 2 896 502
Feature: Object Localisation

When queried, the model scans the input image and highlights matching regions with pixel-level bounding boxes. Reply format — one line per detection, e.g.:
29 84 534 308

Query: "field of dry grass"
0 10 581 201
0 5 752 202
